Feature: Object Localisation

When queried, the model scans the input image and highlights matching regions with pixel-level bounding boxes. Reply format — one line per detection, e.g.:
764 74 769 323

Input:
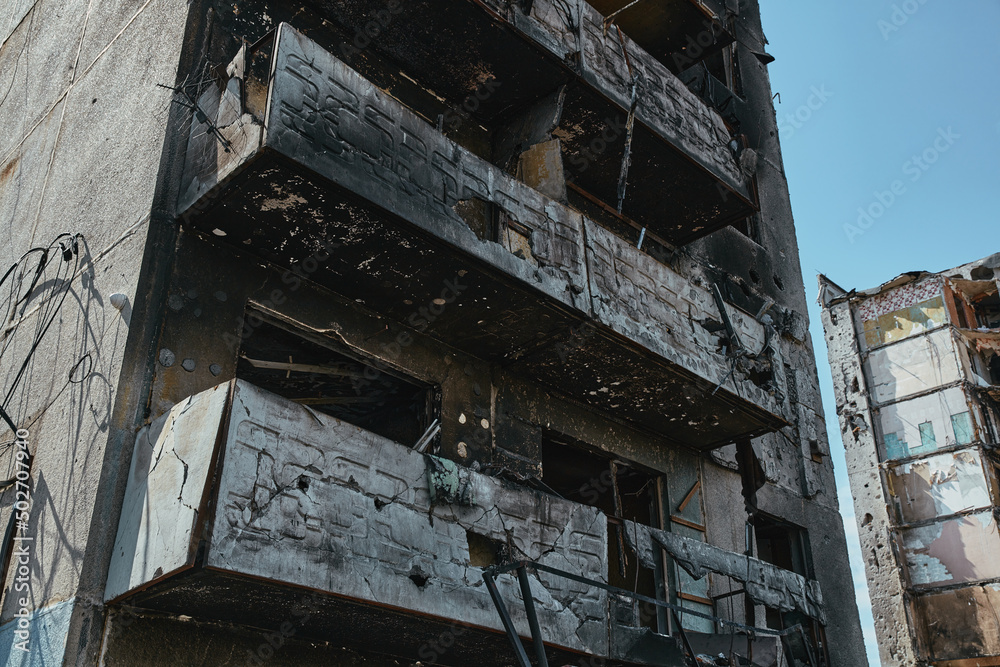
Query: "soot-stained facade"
821 255 1000 667
0 0 865 665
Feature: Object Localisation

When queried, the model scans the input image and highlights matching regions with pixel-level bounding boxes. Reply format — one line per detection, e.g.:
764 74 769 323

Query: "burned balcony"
106 381 808 666
178 24 786 449
583 0 734 74
320 0 755 241
106 380 610 663
197 0 754 243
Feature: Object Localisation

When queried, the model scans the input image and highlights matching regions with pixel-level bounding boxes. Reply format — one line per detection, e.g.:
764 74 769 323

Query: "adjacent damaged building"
0 0 866 665
820 255 1000 667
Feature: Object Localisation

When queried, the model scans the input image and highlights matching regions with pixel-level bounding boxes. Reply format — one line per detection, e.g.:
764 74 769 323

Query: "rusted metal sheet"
887 449 992 523
105 382 230 601
901 511 1000 588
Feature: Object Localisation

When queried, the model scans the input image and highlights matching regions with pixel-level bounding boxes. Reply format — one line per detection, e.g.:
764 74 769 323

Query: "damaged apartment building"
0 0 865 665
820 255 1000 667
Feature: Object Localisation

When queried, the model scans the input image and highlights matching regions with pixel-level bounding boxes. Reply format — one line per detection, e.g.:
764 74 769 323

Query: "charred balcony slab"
584 0 733 73
295 0 755 243
107 381 793 666
106 380 612 662
178 24 786 448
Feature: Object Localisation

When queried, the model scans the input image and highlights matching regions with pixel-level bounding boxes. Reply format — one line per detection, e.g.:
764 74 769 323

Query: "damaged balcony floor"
178 25 783 449
117 571 627 667
186 155 778 448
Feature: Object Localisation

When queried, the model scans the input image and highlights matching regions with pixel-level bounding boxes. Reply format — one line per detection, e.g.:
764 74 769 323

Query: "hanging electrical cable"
0 232 85 438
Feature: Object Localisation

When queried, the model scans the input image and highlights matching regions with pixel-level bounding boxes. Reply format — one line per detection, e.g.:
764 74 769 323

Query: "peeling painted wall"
901 511 1000 587
887 449 993 523
822 265 1000 666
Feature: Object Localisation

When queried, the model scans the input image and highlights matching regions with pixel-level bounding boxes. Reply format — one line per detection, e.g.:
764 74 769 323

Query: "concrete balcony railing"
105 380 632 664
177 25 786 449
258 0 756 242
106 380 806 664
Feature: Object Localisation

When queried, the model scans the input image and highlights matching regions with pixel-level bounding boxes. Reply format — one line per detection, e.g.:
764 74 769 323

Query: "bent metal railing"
482 559 817 667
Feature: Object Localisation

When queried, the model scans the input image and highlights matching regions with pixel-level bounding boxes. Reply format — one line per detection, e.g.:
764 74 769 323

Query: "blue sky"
760 1 1000 664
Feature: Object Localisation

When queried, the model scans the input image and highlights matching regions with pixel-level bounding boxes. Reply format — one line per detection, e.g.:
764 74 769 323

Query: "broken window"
952 291 971 328
755 515 830 666
972 290 1000 328
731 212 760 243
539 431 664 631
236 314 437 446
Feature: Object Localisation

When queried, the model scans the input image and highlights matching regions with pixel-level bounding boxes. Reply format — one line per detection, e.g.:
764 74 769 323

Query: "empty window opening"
953 292 971 328
755 515 829 666
585 0 735 76
539 431 661 630
237 317 436 446
989 354 1000 385
972 290 1000 328
732 213 760 243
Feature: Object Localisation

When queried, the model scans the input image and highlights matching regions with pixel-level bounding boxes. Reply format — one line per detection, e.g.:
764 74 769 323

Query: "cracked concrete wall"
475 0 750 196
176 24 785 424
821 298 919 665
583 219 783 409
823 271 1000 665
678 10 862 653
111 380 611 655
105 384 230 601
137 8 860 666
0 0 197 663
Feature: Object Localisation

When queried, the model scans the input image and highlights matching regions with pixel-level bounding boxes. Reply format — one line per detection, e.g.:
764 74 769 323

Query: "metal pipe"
517 566 549 667
483 570 532 667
